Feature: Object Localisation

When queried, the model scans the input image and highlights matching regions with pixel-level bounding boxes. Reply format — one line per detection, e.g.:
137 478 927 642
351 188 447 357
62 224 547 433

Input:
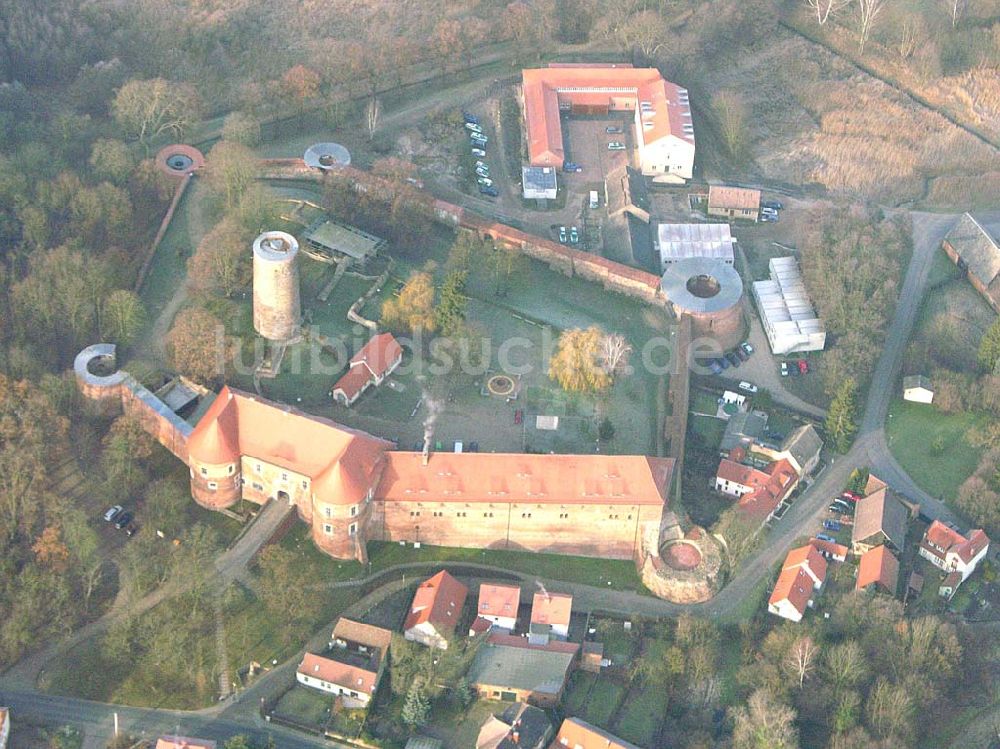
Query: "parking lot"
563 116 634 183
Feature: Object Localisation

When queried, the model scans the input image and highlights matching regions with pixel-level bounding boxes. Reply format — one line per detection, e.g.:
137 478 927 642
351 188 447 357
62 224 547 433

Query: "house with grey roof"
476 703 552 749
942 212 1000 313
720 411 768 453
852 487 909 555
466 634 578 708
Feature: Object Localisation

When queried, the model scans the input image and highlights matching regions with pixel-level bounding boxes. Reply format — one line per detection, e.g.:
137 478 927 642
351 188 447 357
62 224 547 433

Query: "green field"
274 684 333 727
886 398 987 501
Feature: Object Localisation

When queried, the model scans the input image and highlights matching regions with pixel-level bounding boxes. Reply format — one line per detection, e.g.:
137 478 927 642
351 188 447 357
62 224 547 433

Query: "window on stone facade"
559 513 569 519
207 481 218 490
281 472 288 481
200 467 207 476
324 506 332 518
255 463 261 474
521 512 532 518
483 512 493 518
228 465 235 475
252 482 263 491
351 505 358 516
349 523 357 536
608 514 619 520
323 524 333 534
457 512 467 518
301 480 307 489
628 515 632 520
433 511 443 517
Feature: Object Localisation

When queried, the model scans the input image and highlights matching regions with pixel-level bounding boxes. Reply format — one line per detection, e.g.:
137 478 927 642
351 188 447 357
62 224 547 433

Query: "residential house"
856 545 900 595
719 411 768 453
755 424 824 477
939 571 965 600
851 486 909 554
0 707 8 749
529 592 573 643
581 641 606 673
297 619 392 708
466 633 579 708
768 544 828 622
155 738 217 749
941 212 1000 314
549 717 643 749
902 375 934 404
477 703 553 749
919 520 990 592
477 583 522 633
331 332 403 407
707 185 760 221
404 570 468 649
715 457 799 522
809 537 848 563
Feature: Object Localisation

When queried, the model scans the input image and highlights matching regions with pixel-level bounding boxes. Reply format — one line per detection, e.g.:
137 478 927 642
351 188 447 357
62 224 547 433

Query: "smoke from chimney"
535 580 550 601
421 393 443 466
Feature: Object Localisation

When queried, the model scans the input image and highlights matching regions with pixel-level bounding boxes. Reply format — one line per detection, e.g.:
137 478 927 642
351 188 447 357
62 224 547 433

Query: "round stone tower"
252 231 301 341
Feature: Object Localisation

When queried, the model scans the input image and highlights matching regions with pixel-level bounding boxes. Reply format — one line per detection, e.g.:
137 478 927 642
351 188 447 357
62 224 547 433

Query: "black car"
725 351 741 368
734 346 749 362
114 511 133 530
479 185 499 197
762 200 783 210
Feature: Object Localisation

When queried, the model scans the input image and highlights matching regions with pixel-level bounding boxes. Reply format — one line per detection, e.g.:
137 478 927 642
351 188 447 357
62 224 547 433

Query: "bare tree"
805 0 853 25
855 0 888 54
785 636 819 689
614 10 667 62
731 689 799 749
942 0 967 27
713 91 749 161
367 96 381 141
599 333 633 377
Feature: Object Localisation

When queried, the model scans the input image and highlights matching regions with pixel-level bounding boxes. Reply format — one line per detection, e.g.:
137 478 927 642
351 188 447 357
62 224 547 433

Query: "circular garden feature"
487 374 515 397
155 144 205 177
663 540 703 571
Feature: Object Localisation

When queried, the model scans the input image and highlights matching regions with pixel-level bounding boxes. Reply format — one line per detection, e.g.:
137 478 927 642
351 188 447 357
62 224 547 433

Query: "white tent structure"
654 223 735 270
753 257 826 354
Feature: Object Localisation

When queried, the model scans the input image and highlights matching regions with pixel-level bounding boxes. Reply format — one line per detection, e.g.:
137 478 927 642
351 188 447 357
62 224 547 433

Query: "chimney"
512 731 520 744
421 440 431 466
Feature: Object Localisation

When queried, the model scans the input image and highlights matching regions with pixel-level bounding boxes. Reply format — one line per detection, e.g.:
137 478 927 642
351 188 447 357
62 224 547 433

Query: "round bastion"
660 257 745 350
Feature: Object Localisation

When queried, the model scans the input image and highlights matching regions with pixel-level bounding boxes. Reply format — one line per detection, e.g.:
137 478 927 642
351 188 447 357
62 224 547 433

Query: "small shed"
522 166 558 200
707 185 760 220
902 375 934 404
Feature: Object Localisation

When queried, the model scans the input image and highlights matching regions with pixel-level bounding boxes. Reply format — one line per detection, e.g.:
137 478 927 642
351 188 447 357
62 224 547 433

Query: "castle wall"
371 499 662 559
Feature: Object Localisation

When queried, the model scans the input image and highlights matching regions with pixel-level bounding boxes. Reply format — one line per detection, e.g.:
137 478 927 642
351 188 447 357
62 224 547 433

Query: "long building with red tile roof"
331 332 403 407
548 717 641 749
521 64 695 181
918 520 990 584
404 570 469 649
768 544 827 622
856 544 899 595
715 457 799 522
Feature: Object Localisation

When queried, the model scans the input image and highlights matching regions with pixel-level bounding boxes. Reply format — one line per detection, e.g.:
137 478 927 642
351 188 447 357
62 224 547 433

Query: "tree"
381 272 437 335
599 332 633 378
223 737 253 749
941 0 967 27
89 139 135 185
256 545 324 642
366 96 381 141
282 65 321 108
32 525 70 574
144 478 191 539
401 678 431 728
804 0 852 25
204 141 258 210
822 640 867 694
61 508 105 609
826 378 858 452
866 676 913 742
435 271 468 335
978 317 1000 373
100 290 146 347
714 91 749 162
112 79 201 149
485 242 521 296
432 19 464 74
614 11 668 62
713 505 762 568
166 307 229 385
855 0 887 54
785 635 819 689
549 327 612 392
221 112 261 147
731 688 800 749
188 217 253 299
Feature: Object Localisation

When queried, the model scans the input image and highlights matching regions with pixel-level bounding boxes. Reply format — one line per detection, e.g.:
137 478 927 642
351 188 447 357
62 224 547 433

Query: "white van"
454 441 464 453
589 190 599 209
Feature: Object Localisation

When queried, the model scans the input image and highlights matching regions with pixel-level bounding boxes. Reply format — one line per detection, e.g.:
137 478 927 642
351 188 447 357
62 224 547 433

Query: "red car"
841 490 862 503
797 359 809 374
514 409 523 425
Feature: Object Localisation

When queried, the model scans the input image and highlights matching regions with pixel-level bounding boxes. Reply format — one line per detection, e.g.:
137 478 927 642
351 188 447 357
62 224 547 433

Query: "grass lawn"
582 677 627 726
274 684 332 727
613 683 666 746
563 671 597 714
689 414 726 447
422 700 498 749
718 574 770 625
886 398 987 501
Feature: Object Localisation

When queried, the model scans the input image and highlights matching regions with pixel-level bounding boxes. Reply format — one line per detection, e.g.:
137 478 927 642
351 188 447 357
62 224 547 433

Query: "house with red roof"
919 520 990 598
477 583 522 634
521 64 695 182
529 592 572 642
155 738 217 749
297 617 392 707
0 707 9 749
404 570 468 649
715 457 799 523
331 333 403 407
548 717 642 749
856 544 900 595
768 543 828 622
809 537 848 563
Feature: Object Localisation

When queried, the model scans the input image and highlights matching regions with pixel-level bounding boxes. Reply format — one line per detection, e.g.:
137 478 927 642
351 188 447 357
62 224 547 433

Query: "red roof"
155 739 217 749
737 459 798 519
478 583 521 619
331 364 373 402
549 717 642 749
924 519 965 552
809 537 849 559
487 632 579 655
187 387 391 505
404 570 468 636
856 545 899 593
783 543 827 576
716 459 769 488
297 652 378 695
768 566 814 617
332 333 402 401
378 453 674 506
530 592 572 628
922 520 990 565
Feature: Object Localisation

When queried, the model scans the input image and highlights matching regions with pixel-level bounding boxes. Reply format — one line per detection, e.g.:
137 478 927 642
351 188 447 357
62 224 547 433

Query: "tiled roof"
530 593 573 628
902 374 933 392
856 545 899 593
479 584 522 619
404 570 468 635
378 453 674 506
707 185 760 211
332 333 402 400
333 618 392 654
809 537 849 559
781 424 823 472
768 566 814 616
331 363 373 402
187 387 391 505
852 488 908 549
478 703 552 749
298 652 378 695
737 459 798 519
155 738 217 749
467 637 577 696
716 459 768 487
922 521 991 564
549 717 642 749
945 213 1000 289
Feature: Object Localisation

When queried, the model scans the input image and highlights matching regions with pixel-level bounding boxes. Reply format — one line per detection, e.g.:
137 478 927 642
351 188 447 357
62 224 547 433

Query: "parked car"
477 177 493 187
558 226 568 243
797 359 810 374
569 226 579 244
719 355 730 370
740 341 754 356
708 359 724 375
759 212 778 223
471 148 486 157
829 502 849 513
780 361 789 377
563 162 583 173
725 351 741 368
462 111 480 125
832 501 854 515
823 519 842 532
103 505 124 523
475 160 488 168
735 346 749 362
787 361 799 376
471 135 488 145
762 200 784 210
114 511 133 530
816 533 837 543
479 186 499 197
476 167 490 178
607 141 627 151
465 122 483 133
738 381 758 393
605 126 624 134
514 409 523 425
761 206 778 216
841 490 862 502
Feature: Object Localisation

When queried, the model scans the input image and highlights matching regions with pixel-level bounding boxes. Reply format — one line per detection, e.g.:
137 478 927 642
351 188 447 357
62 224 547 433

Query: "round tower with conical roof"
186 388 242 509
